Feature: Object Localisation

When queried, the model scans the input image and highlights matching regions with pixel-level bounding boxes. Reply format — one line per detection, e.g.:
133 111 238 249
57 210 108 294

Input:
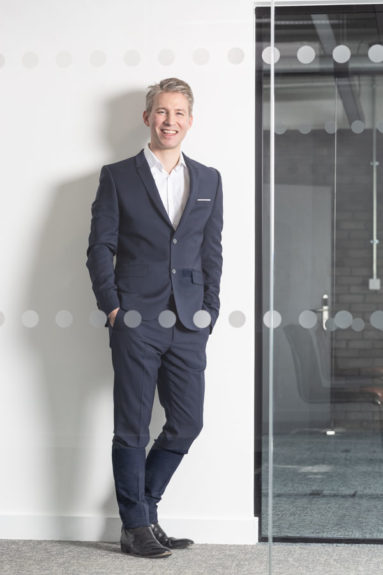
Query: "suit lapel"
135 150 173 228
135 150 199 231
176 154 198 231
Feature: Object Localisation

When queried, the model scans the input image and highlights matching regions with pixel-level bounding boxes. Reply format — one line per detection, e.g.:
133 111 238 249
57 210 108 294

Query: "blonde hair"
145 78 194 114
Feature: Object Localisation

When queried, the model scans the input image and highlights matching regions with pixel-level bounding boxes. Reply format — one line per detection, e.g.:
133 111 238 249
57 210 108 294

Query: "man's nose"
164 112 175 124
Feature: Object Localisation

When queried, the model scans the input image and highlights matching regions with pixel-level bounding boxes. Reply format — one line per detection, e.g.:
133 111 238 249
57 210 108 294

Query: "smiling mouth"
161 129 178 135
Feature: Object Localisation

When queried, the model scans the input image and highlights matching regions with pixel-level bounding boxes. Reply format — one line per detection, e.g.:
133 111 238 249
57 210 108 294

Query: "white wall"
0 0 255 543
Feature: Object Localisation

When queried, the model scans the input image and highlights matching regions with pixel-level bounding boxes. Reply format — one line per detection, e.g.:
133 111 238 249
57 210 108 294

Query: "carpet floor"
1 540 383 575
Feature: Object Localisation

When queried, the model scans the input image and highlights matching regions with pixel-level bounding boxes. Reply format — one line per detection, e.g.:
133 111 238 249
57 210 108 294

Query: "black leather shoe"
120 526 172 558
151 522 194 549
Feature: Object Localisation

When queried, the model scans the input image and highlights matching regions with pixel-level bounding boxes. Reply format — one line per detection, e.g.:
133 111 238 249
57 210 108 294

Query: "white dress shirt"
144 143 190 230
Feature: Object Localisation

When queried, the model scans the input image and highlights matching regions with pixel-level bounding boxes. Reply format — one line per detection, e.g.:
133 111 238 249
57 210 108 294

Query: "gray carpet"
262 430 383 539
1 540 383 575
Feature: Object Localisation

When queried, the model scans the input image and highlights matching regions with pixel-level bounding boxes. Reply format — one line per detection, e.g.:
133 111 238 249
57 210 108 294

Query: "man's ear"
143 110 150 126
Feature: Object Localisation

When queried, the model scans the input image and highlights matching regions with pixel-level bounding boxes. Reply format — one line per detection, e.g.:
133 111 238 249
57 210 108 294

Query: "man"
86 78 223 559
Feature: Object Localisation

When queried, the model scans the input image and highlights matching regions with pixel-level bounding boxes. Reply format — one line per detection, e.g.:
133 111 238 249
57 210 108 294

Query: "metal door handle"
313 294 329 330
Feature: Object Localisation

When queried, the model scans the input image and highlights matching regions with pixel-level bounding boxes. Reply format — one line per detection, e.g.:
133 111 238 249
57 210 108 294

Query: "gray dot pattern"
158 310 176 328
55 310 73 328
89 310 107 328
334 310 353 329
263 310 282 329
193 310 211 329
11 309 383 332
228 47 245 64
227 47 245 64
123 50 141 66
368 44 383 63
228 311 246 328
299 125 312 135
370 311 383 331
56 51 72 68
297 45 316 64
90 50 107 67
158 49 175 65
123 310 142 328
325 318 337 332
12 44 383 75
299 310 317 329
351 120 365 134
22 52 39 68
193 48 210 65
352 318 365 332
324 120 336 134
262 46 280 65
22 310 39 328
332 45 351 64
275 124 287 135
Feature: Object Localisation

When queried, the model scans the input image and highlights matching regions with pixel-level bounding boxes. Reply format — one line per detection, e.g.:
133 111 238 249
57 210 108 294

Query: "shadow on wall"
23 90 166 539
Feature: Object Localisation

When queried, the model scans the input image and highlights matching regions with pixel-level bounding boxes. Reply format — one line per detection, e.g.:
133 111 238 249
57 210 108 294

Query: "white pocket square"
197 198 211 202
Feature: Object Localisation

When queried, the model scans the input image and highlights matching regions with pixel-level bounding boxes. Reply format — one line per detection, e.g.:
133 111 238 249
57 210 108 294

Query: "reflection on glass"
257 3 383 542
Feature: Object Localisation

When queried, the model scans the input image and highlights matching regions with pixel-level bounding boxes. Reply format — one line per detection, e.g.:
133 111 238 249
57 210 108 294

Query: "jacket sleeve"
201 169 223 331
86 166 121 316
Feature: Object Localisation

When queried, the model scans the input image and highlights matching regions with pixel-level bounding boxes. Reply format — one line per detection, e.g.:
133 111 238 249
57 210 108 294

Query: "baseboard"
0 514 258 544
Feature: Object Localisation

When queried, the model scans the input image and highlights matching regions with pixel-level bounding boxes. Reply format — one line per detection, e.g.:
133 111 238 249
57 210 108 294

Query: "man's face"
143 91 193 152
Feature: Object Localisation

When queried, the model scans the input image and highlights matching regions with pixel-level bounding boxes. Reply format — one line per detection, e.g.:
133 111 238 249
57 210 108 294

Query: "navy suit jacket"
86 149 223 332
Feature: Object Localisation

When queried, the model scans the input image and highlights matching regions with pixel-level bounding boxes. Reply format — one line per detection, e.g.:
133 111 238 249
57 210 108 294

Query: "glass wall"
256 2 383 547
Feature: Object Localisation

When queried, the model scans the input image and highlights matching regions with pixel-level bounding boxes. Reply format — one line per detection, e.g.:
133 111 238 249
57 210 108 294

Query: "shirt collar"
144 143 186 173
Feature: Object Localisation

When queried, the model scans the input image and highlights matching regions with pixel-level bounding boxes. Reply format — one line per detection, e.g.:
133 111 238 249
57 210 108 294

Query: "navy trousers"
108 301 209 528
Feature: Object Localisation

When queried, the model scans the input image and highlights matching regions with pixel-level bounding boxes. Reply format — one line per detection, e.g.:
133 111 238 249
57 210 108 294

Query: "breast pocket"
192 270 204 285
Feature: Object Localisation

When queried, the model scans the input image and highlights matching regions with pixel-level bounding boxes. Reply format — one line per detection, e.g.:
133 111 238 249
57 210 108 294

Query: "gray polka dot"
56 51 72 68
0 311 4 325
123 310 142 328
325 318 336 331
299 310 317 329
334 310 353 329
263 310 282 329
193 48 210 65
368 44 383 63
158 310 176 328
158 49 175 66
275 124 287 135
299 125 312 135
228 47 245 64
351 120 365 134
352 318 365 332
193 310 211 329
228 311 246 328
370 310 383 330
332 45 351 64
123 50 141 66
89 310 107 328
90 50 107 67
262 46 280 65
297 45 316 64
324 120 336 134
22 52 39 69
22 310 39 328
0 54 5 68
55 310 73 328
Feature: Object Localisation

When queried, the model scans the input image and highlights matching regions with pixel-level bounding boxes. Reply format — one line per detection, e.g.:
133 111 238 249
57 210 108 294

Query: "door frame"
254 1 383 544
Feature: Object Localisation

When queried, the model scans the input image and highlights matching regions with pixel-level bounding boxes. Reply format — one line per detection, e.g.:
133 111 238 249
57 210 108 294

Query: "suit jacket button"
172 238 178 244
172 268 177 274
